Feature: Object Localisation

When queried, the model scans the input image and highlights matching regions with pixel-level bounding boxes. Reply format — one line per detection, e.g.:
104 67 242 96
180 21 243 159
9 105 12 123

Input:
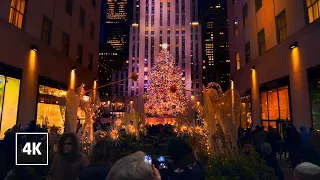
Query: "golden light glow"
130 100 133 104
191 95 195 100
291 48 301 74
28 50 36 78
110 129 119 140
197 101 200 106
191 22 199 26
180 125 187 132
231 80 234 90
162 43 168 49
93 80 97 103
70 70 76 90
107 101 110 105
251 70 257 89
83 96 89 101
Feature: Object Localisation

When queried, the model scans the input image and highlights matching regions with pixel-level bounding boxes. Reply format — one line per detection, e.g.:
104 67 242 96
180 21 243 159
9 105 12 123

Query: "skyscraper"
126 0 202 105
200 0 229 91
99 0 132 96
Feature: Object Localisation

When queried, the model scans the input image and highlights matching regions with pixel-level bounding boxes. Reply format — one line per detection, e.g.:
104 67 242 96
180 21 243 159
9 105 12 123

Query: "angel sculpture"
203 82 241 156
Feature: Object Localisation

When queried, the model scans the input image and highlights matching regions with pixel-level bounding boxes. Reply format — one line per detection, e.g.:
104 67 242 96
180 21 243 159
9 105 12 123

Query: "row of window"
234 0 320 70
145 0 186 27
8 0 95 70
235 9 286 70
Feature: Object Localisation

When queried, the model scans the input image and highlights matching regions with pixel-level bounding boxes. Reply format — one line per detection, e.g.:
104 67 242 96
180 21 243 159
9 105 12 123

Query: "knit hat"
168 139 193 164
261 142 272 156
294 162 320 180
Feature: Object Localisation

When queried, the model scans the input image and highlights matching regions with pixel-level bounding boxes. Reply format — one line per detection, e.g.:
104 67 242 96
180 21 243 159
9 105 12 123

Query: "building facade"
124 0 203 117
200 0 230 91
99 0 131 96
0 0 100 138
228 0 320 131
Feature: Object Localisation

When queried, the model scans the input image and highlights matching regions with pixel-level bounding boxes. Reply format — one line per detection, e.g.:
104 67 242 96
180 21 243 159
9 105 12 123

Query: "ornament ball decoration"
170 84 177 93
131 72 138 82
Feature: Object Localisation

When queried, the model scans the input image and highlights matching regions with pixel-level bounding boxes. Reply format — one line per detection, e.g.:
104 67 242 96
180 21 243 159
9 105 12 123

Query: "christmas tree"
144 45 188 117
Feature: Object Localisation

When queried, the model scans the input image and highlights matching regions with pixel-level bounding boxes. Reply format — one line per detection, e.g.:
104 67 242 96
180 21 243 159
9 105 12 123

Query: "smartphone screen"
158 156 165 162
144 155 152 165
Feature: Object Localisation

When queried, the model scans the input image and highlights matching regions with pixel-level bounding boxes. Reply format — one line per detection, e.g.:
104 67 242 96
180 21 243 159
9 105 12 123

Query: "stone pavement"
279 159 293 180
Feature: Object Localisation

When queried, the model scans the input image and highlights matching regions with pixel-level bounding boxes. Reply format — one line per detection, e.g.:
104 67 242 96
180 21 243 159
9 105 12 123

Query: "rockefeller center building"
228 0 320 130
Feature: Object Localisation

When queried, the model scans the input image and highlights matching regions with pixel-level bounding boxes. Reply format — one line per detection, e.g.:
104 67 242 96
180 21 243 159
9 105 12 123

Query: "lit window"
306 0 320 23
8 0 26 29
235 52 240 70
233 19 238 37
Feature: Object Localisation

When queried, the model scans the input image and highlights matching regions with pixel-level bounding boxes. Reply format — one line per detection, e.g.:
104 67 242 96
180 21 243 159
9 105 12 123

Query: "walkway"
279 159 293 180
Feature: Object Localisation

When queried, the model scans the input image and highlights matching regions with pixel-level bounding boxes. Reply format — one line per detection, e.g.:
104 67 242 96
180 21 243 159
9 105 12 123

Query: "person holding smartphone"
106 151 161 180
167 139 204 180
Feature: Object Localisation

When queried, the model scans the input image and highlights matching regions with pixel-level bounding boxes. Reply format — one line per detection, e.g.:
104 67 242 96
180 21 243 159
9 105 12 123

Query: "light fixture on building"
251 66 255 70
31 44 38 52
289 41 298 49
162 43 168 49
72 66 76 71
94 78 98 82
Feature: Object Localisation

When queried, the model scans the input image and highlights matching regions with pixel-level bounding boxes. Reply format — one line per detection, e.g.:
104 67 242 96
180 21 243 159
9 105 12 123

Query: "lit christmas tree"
144 44 188 117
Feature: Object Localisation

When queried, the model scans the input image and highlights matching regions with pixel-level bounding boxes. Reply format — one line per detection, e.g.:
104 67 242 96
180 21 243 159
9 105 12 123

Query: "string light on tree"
144 46 188 117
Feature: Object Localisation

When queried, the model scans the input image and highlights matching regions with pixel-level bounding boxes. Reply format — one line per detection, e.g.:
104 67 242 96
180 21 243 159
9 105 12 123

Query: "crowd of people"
238 123 320 180
2 120 320 179
0 121 205 180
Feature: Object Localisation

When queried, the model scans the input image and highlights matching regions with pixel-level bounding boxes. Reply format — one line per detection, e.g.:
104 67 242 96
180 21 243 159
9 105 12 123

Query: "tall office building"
99 0 132 96
228 0 320 130
124 0 202 115
200 0 229 91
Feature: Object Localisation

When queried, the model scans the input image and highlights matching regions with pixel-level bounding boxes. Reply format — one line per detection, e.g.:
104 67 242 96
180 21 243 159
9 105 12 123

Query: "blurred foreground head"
294 162 320 180
106 151 160 180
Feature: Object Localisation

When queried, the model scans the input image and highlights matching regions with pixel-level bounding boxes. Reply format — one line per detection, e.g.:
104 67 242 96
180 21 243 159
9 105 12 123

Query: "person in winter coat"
167 139 204 180
261 142 284 180
79 141 120 180
47 132 89 180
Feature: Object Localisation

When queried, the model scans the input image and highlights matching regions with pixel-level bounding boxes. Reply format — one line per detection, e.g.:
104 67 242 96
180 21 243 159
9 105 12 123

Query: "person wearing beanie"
294 162 320 180
261 142 284 180
167 139 204 180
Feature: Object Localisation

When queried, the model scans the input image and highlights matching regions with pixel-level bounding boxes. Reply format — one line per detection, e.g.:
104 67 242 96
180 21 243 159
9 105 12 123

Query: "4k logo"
15 132 48 165
22 142 42 155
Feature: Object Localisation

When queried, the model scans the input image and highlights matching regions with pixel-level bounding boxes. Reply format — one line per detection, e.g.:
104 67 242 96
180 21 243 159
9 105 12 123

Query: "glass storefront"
0 76 20 138
240 94 252 129
36 77 67 133
308 66 320 130
260 78 291 131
